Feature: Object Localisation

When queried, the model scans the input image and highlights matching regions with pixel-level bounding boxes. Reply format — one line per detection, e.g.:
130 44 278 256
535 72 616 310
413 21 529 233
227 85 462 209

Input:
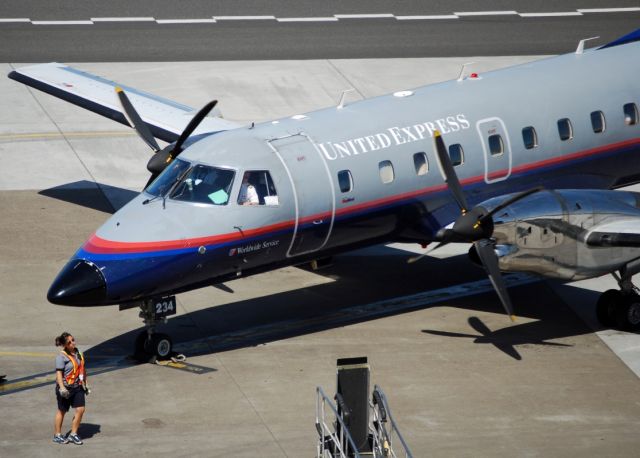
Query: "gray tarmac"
1 57 639 457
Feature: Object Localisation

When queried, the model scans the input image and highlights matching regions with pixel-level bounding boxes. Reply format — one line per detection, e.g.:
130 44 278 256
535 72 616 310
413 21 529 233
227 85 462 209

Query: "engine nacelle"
479 189 640 280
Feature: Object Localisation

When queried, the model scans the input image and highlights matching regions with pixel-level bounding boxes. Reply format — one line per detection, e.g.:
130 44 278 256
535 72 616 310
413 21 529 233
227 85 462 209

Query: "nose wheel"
131 297 177 362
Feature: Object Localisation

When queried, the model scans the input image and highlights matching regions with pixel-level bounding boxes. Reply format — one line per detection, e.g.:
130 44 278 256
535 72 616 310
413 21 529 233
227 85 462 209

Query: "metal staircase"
315 358 413 458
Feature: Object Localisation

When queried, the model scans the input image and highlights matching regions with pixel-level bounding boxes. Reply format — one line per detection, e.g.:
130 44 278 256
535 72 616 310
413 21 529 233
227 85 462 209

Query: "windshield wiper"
142 166 192 208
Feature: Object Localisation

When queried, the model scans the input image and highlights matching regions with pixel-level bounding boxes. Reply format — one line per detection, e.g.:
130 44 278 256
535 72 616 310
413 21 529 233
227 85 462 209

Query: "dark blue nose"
47 260 107 306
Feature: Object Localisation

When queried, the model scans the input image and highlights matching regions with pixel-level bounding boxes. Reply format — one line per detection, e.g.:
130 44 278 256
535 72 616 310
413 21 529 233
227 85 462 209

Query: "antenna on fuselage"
575 36 600 54
456 62 476 82
337 88 356 110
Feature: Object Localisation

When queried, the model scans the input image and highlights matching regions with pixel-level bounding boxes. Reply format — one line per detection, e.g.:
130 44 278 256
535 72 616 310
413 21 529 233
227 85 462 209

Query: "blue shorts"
55 385 85 412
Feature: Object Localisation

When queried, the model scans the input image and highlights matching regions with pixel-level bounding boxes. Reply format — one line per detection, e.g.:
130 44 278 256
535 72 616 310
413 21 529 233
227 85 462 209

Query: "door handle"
312 220 324 225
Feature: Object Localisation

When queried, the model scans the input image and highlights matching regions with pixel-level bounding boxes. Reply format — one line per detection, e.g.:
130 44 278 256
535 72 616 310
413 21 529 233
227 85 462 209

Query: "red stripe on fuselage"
83 137 640 255
84 219 294 254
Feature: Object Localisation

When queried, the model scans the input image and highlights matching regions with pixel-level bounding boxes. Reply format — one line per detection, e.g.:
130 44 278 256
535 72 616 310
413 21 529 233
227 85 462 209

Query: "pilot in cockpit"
238 172 259 205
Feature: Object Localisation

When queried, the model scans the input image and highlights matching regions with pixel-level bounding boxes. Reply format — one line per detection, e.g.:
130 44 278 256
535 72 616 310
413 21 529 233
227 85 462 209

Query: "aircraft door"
268 133 335 257
476 117 512 183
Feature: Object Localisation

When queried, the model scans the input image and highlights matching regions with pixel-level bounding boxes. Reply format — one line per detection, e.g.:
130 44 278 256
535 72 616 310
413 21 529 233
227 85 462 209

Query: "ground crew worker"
53 332 88 445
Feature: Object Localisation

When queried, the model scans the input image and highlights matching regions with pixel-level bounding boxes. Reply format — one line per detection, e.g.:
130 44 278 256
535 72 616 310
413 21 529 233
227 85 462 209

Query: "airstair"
315 357 413 458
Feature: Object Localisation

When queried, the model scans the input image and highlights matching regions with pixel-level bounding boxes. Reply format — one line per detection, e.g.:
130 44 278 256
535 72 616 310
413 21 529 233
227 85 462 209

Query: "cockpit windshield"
146 159 191 197
170 164 235 205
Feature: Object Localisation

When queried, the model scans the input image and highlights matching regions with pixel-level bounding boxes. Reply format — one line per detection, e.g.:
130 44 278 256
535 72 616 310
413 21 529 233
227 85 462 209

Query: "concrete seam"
175 296 290 457
325 59 366 101
9 63 115 213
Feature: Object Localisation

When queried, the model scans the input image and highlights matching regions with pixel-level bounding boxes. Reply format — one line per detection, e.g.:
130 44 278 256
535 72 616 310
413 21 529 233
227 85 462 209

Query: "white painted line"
577 7 640 13
396 15 459 20
454 11 518 16
32 20 94 25
156 19 216 24
0 18 30 23
90 17 156 22
519 12 583 17
334 13 394 19
277 17 339 22
213 15 276 20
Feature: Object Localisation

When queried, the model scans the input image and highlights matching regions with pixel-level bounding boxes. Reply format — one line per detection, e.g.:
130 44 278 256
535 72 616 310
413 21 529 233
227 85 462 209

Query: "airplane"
8 28 640 360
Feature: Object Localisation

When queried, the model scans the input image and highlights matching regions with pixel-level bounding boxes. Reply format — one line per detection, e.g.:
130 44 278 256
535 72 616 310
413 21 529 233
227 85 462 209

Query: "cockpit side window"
238 171 279 206
170 164 235 205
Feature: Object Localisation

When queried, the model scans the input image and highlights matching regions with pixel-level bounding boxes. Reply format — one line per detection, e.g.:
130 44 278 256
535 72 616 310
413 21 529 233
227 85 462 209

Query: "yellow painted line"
0 351 55 358
0 131 136 140
0 375 56 393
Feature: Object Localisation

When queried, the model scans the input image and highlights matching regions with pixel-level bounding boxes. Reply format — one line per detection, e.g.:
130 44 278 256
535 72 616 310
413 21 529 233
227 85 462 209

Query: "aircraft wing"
8 63 241 143
585 217 640 247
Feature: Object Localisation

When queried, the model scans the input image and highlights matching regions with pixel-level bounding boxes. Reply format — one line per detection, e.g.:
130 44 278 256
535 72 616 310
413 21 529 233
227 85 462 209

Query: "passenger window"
522 126 538 149
448 144 464 166
338 170 353 192
379 160 395 184
624 103 638 125
488 134 504 156
238 170 278 206
413 152 429 176
557 118 573 141
591 111 606 133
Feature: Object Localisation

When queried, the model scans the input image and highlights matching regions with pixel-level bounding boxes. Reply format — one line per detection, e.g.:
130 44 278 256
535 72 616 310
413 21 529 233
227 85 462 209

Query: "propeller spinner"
115 87 218 188
411 130 543 322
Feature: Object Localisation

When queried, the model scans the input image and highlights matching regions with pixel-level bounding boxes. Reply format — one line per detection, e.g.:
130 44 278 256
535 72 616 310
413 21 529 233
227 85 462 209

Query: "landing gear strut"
596 268 640 332
130 298 175 361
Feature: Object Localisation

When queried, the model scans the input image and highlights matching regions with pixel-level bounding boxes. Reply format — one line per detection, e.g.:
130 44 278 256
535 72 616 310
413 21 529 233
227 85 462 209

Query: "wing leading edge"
8 63 241 143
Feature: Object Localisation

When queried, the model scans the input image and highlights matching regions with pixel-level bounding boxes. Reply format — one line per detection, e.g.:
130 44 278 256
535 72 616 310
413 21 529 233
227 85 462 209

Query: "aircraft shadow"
39 180 139 214
422 316 573 361
84 249 596 366
3 250 601 396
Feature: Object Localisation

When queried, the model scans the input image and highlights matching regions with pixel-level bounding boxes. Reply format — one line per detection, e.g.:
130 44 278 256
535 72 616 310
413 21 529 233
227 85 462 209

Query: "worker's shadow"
74 423 101 439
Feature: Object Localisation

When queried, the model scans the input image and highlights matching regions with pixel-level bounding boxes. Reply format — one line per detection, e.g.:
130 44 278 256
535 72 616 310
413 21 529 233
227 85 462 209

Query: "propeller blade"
481 186 544 223
474 239 516 322
115 87 161 152
407 241 449 264
433 130 469 212
173 100 218 154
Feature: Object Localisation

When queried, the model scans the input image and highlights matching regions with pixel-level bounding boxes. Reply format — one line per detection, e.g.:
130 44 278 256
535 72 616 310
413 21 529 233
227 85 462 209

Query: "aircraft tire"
595 290 620 328
614 294 640 332
134 331 149 358
144 333 173 360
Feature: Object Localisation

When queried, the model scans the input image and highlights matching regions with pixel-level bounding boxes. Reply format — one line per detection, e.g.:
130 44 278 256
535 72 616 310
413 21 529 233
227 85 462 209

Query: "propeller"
115 87 218 187
411 130 543 321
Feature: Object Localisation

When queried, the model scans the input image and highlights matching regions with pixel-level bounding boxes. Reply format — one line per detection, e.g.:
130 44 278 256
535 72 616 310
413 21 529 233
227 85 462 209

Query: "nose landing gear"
124 297 177 362
596 269 640 332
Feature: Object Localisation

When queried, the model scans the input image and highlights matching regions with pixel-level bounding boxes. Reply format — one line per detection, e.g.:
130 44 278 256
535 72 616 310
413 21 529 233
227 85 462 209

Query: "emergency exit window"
488 134 504 156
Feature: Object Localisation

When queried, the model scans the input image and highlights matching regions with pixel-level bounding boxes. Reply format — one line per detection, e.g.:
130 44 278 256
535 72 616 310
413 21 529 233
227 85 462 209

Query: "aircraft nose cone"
47 260 107 306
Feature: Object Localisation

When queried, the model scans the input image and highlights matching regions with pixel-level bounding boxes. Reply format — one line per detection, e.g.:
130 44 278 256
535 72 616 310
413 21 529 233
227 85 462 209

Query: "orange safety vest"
60 350 85 386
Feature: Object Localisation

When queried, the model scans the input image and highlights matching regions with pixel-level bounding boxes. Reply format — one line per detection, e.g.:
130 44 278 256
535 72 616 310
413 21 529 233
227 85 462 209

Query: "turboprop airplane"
8 29 640 359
